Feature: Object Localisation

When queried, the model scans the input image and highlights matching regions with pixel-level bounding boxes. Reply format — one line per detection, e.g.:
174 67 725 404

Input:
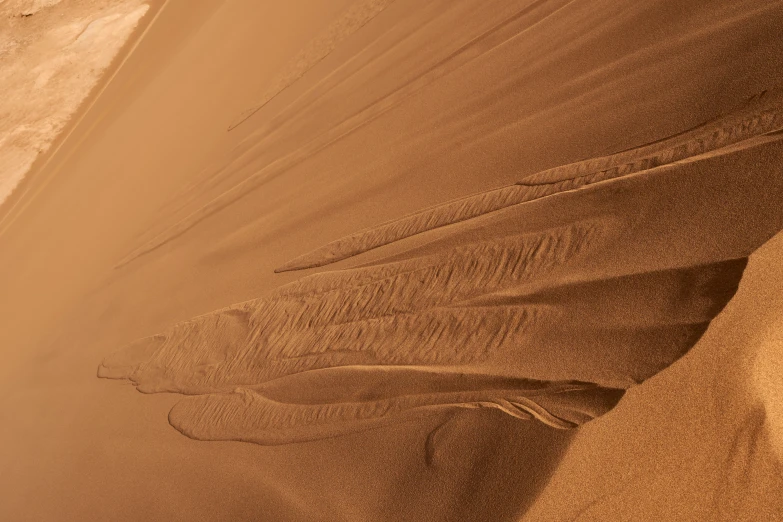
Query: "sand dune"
3 0 783 520
114 0 641 269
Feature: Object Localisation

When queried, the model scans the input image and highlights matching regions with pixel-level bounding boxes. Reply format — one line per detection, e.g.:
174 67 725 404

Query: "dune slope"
2 0 783 520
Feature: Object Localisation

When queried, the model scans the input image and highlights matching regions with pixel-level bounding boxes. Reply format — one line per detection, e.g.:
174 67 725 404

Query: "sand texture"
2 0 783 520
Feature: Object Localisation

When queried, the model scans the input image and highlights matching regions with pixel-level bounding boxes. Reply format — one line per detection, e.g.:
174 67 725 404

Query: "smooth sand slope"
100 93 783 448
3 0 783 520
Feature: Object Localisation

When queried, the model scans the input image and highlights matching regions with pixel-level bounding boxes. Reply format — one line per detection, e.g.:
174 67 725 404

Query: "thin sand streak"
201 2 452 194
195 0 567 206
276 91 783 271
228 0 398 131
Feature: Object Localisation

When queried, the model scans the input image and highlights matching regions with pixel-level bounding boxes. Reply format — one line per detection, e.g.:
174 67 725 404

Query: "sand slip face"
99 97 783 448
0 0 149 205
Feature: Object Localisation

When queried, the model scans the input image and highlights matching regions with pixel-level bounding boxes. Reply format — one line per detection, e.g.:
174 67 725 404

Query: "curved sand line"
99 127 783 446
276 90 783 272
166 379 625 445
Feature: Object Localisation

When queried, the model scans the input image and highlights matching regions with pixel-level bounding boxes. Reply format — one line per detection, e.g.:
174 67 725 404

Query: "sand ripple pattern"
98 233 748 444
99 221 752 444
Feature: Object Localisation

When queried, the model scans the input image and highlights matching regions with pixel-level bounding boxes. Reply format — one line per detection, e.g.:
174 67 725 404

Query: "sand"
2 0 783 520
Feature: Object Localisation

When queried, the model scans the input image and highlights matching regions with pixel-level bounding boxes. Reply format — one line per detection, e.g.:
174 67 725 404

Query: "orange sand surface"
2 1 783 520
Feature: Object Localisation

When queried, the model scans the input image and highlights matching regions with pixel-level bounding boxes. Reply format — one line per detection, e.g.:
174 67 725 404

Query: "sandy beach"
2 1 783 520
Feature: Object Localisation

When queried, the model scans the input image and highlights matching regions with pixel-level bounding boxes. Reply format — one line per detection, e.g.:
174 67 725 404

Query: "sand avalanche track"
100 95 783 447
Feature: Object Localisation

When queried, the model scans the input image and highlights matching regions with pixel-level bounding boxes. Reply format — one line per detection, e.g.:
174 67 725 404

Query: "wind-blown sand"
2 0 783 520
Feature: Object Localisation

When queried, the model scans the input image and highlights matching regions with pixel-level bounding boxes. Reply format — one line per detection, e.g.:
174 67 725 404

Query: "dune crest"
100 116 783 448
